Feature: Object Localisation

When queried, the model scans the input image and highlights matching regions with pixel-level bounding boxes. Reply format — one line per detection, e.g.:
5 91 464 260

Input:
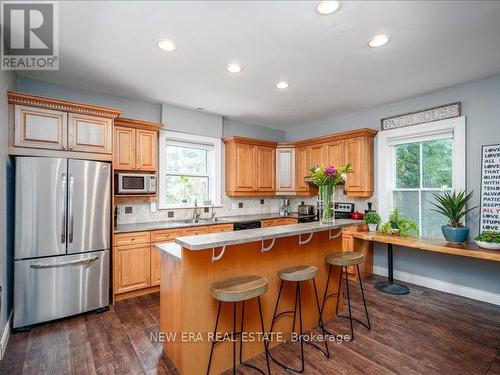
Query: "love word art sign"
480 144 500 232
381 102 461 131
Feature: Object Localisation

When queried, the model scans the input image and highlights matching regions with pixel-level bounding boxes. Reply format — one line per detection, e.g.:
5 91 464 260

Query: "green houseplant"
364 211 381 232
474 231 500 250
429 190 477 243
380 208 418 236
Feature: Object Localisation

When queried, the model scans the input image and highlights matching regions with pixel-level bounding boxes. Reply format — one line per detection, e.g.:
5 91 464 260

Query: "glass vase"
318 185 335 223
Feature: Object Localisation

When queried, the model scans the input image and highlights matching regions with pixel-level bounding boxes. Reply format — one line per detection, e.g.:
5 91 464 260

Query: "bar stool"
267 265 329 373
207 275 271 375
320 252 371 341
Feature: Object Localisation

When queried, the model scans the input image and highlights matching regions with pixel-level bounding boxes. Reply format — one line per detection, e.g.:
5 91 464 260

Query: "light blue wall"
0 70 16 343
286 75 500 297
17 77 162 122
161 103 223 138
223 118 285 142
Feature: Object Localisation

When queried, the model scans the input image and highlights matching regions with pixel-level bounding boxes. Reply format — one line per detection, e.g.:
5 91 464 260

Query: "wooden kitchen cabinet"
276 147 295 193
114 126 135 170
135 129 157 171
114 224 233 300
308 143 327 168
295 146 310 193
114 244 151 294
8 91 121 159
327 140 345 168
256 146 276 191
14 105 67 150
345 136 374 197
224 136 278 196
113 118 162 172
68 113 113 154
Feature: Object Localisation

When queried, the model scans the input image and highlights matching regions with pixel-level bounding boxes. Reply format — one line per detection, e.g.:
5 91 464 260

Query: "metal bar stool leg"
319 265 332 321
257 296 272 375
297 282 305 373
357 264 371 330
335 265 343 315
344 267 355 341
267 280 284 346
313 279 330 358
206 301 222 375
238 300 270 375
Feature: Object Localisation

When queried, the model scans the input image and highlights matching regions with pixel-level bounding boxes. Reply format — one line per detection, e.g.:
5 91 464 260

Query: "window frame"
377 116 466 236
158 130 222 209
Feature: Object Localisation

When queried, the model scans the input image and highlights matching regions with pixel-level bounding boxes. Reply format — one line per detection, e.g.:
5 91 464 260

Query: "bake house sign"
381 102 461 131
480 144 500 232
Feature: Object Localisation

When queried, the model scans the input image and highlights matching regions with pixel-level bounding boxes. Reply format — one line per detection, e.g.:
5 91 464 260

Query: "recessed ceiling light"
227 63 243 73
157 39 176 52
316 0 341 15
276 81 290 89
368 34 390 48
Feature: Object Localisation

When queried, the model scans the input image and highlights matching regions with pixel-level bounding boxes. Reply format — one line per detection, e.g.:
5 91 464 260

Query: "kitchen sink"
174 218 228 225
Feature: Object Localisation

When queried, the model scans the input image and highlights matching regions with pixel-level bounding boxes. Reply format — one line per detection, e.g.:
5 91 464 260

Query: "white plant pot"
368 223 378 232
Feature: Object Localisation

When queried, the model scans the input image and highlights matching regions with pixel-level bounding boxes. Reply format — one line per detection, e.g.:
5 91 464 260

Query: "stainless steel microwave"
116 173 156 194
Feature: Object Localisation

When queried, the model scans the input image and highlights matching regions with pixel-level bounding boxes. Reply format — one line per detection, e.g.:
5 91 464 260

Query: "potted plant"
474 231 500 250
429 190 477 243
309 162 352 223
380 207 418 236
364 211 381 232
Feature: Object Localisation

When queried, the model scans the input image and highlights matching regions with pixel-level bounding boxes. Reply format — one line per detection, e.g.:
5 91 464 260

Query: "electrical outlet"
204 207 209 213
238 202 243 208
167 211 174 218
260 199 264 205
150 201 157 213
124 206 133 214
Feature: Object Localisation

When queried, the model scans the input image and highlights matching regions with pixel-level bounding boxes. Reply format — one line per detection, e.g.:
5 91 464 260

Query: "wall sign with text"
480 144 500 232
381 102 461 131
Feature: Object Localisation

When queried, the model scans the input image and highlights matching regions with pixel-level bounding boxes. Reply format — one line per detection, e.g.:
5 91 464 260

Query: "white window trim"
158 130 222 210
377 116 466 227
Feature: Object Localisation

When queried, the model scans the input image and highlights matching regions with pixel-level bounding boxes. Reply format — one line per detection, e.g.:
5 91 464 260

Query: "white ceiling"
20 0 500 130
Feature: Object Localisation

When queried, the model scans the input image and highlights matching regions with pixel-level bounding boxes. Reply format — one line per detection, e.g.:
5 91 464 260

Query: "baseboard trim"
373 265 500 306
0 312 12 360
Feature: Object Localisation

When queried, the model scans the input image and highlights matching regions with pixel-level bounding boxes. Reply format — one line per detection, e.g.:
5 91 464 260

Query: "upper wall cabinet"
113 118 162 172
288 128 377 197
224 136 277 196
276 146 295 194
8 91 121 159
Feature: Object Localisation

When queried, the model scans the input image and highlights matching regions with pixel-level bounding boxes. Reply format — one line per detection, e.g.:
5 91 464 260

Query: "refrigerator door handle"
61 173 66 244
30 256 99 269
68 174 74 243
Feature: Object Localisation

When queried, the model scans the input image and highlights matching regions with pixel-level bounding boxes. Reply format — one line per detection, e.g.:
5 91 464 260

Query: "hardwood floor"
1 276 499 374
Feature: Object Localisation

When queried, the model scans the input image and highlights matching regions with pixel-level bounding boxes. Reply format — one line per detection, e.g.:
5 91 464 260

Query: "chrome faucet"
192 199 201 222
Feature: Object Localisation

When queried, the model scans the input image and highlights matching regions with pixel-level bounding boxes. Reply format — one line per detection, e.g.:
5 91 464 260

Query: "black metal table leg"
374 243 410 295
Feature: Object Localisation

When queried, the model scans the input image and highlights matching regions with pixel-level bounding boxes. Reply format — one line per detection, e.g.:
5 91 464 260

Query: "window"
158 131 222 209
378 117 466 238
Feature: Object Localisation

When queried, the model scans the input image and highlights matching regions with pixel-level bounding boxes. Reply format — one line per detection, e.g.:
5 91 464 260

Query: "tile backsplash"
116 186 376 225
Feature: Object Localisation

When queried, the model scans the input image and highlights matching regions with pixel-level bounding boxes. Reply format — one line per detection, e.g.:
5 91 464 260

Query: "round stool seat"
278 265 318 282
327 251 364 266
211 275 268 302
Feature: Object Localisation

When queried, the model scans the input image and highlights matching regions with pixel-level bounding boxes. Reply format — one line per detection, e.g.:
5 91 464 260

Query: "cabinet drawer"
114 231 150 247
183 226 210 236
209 224 234 233
151 229 183 243
261 219 276 227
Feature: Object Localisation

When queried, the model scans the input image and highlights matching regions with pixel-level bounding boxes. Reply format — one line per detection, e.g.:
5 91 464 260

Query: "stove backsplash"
116 186 376 225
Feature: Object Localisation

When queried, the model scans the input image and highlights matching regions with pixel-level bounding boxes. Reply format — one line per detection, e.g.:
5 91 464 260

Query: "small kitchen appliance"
116 172 156 194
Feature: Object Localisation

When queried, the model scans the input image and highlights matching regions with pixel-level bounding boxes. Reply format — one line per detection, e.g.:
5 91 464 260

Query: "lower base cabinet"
113 224 233 301
261 218 299 227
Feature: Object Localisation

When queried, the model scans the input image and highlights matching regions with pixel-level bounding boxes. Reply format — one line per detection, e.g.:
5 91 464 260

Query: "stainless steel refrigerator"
14 157 111 329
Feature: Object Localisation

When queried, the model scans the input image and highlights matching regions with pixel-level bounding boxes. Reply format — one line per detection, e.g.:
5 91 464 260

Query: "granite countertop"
114 212 316 234
174 219 364 251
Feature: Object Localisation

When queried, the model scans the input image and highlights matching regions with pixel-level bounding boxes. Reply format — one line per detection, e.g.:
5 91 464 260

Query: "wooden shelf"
345 230 500 262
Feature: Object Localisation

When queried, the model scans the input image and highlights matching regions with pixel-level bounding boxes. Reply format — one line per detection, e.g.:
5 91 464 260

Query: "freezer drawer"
14 250 109 328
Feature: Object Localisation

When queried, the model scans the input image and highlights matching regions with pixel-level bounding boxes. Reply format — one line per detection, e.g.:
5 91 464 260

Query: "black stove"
334 202 355 219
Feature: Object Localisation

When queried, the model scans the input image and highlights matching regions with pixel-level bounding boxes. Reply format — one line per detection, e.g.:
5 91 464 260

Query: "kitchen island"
156 220 366 374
